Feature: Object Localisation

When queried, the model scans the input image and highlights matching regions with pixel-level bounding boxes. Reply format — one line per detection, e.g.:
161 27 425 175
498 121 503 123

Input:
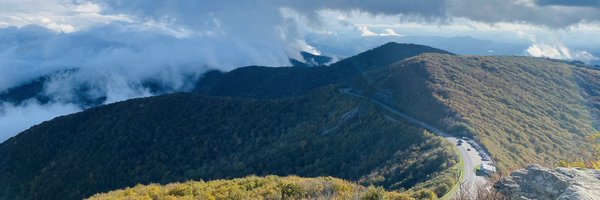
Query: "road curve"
340 88 488 198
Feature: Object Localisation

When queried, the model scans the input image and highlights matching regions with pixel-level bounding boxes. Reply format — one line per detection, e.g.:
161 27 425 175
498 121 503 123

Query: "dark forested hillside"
193 43 452 99
193 66 351 99
0 86 458 200
356 54 600 170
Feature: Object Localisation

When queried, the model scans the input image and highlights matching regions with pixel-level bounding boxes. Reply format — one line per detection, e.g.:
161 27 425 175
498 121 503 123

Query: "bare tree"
452 180 508 200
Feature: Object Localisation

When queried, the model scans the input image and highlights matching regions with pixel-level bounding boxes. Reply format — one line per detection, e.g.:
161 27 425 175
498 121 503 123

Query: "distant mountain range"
0 42 598 200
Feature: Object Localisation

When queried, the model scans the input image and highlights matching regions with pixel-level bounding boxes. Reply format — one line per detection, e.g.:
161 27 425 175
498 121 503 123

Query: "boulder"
495 165 600 200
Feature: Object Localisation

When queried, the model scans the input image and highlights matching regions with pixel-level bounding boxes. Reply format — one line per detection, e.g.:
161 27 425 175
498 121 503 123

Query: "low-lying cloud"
357 26 403 37
518 31 598 63
526 43 598 62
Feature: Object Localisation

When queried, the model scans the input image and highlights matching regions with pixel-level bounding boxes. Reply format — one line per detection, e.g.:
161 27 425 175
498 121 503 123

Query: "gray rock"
495 165 600 200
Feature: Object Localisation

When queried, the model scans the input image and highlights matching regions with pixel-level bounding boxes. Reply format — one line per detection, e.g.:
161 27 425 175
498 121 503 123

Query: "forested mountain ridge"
356 53 600 171
192 43 452 99
0 42 451 108
0 86 459 200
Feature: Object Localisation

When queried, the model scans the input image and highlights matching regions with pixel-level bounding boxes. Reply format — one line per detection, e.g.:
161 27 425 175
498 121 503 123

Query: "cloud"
448 0 600 28
357 25 402 37
0 100 80 142
357 25 378 36
0 14 298 91
518 30 598 62
526 43 598 62
0 0 131 32
0 24 201 92
279 0 448 22
284 0 600 28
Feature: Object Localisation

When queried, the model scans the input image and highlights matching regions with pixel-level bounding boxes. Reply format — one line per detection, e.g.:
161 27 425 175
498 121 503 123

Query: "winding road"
341 88 490 199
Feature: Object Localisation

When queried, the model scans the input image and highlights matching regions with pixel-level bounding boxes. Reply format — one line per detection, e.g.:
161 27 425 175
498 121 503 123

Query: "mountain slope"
574 68 600 129
357 54 600 171
193 43 452 99
0 86 459 200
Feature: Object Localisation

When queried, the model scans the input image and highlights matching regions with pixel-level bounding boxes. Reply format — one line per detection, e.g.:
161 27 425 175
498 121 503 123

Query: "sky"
1 0 600 141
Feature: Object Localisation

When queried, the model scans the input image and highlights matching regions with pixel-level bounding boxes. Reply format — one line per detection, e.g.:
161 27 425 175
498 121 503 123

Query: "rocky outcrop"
495 165 600 200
